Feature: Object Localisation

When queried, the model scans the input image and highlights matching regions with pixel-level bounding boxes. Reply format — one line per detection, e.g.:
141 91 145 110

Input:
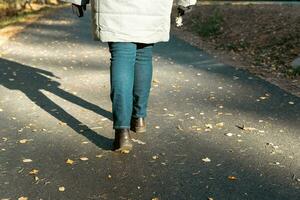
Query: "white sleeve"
177 0 197 7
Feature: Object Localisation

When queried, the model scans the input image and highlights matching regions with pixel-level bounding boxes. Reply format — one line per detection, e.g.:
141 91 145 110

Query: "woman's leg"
132 43 154 118
108 42 137 129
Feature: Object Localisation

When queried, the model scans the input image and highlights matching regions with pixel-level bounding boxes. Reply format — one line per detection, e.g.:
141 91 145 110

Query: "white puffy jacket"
90 0 197 43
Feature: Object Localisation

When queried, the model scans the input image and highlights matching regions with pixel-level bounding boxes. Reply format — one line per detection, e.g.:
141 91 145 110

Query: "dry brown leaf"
29 169 39 175
228 176 238 180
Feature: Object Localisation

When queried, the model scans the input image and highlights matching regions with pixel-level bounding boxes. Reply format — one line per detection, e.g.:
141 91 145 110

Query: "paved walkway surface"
0 8 299 200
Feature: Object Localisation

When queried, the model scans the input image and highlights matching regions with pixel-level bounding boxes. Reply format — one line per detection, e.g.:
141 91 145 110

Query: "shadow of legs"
48 87 113 121
26 90 113 150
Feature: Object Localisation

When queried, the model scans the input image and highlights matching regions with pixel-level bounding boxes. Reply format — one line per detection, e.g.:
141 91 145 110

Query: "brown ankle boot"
130 117 146 133
113 128 133 153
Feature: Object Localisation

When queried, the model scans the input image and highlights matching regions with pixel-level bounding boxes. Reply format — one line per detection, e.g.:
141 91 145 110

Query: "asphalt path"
0 7 299 200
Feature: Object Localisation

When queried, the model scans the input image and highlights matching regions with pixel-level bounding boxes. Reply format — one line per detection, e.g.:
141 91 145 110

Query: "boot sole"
114 144 133 153
130 126 146 133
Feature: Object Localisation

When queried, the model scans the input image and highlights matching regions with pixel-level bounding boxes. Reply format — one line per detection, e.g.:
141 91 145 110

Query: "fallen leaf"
34 176 39 181
131 138 146 145
225 133 233 137
80 157 89 161
66 159 74 165
120 149 130 154
205 124 213 129
29 169 39 175
58 122 67 126
228 176 238 180
216 122 224 127
18 197 28 200
152 155 158 160
22 159 33 163
176 125 183 131
259 96 267 100
58 186 65 192
236 125 257 131
152 79 160 84
19 139 31 144
202 157 211 162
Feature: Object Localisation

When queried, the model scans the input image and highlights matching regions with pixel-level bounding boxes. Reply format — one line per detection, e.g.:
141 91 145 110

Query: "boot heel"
113 128 133 153
130 117 146 133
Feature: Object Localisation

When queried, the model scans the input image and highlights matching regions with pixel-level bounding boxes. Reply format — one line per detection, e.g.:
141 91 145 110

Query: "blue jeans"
108 42 154 129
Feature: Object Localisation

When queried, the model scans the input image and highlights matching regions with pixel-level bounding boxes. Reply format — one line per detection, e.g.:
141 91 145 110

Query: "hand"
177 5 193 17
71 4 87 18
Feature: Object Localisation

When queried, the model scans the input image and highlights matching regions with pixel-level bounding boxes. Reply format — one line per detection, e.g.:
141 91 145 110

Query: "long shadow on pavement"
0 57 113 150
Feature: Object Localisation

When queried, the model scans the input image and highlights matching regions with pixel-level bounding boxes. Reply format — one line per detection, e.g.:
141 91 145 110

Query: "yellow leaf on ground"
66 159 74 165
19 139 30 144
228 176 238 180
29 169 39 175
58 186 65 192
18 197 28 200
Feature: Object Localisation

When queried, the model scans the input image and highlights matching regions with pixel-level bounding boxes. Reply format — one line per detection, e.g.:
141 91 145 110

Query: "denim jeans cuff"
131 114 147 119
113 125 130 129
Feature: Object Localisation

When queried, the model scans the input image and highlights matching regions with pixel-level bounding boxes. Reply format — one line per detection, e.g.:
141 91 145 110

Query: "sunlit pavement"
0 8 299 200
